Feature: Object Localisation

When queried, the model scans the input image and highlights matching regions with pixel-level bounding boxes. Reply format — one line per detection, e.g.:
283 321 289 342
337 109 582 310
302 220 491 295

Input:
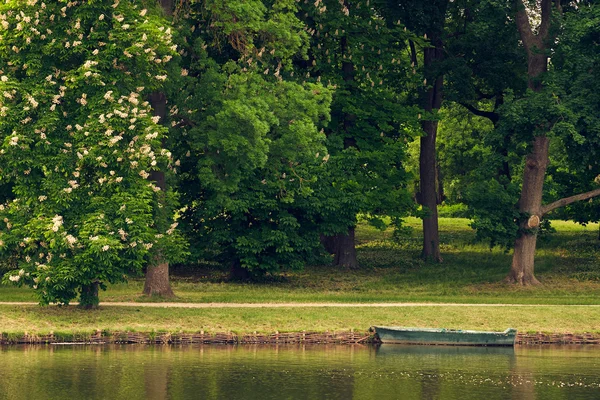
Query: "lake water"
1 344 599 399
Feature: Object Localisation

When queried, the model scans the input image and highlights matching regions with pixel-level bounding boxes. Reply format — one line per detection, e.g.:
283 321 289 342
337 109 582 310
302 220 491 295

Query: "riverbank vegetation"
2 217 599 336
0 0 600 314
2 217 599 306
1 303 599 336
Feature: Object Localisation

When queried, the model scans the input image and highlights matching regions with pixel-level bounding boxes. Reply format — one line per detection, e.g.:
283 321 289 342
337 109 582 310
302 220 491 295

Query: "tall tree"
142 0 178 298
382 0 451 262
436 0 600 283
502 0 600 284
0 0 186 306
171 0 332 278
507 0 566 284
294 0 421 268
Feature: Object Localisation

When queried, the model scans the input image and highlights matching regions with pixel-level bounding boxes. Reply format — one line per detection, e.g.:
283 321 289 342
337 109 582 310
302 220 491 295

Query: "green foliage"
293 0 422 240
443 0 527 104
464 2 600 247
0 0 186 304
467 179 521 248
436 105 498 203
544 3 600 224
498 90 576 148
437 203 471 218
436 1 600 250
171 1 332 276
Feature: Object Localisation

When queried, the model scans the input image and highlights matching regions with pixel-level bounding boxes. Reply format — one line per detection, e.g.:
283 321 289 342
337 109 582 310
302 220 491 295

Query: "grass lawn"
0 303 598 335
1 217 599 305
0 217 599 335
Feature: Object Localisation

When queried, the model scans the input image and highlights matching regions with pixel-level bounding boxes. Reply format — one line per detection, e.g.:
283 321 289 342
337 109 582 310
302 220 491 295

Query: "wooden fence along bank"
2 330 600 345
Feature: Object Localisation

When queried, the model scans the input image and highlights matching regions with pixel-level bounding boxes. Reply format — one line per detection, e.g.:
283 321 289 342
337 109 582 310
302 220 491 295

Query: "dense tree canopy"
293 0 422 267
170 0 333 277
1 0 600 305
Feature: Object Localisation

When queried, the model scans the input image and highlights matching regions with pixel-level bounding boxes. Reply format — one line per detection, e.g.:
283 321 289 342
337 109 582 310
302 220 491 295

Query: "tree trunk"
79 281 99 309
158 0 173 16
507 135 549 286
507 233 541 285
142 93 175 298
419 41 444 262
507 0 554 284
229 259 251 281
319 36 360 269
321 228 359 268
325 227 359 268
143 259 175 297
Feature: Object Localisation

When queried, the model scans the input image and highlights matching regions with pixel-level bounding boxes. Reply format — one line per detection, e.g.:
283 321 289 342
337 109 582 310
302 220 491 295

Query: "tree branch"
541 188 600 215
514 0 535 52
409 40 418 68
475 87 496 100
458 102 499 124
539 0 553 40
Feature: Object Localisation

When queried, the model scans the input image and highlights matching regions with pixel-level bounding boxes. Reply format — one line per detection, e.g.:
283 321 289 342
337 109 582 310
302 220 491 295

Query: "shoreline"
3 301 600 307
2 330 600 346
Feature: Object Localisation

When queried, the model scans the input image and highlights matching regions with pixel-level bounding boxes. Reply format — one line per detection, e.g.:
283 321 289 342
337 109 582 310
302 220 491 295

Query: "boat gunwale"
372 326 518 346
372 326 517 336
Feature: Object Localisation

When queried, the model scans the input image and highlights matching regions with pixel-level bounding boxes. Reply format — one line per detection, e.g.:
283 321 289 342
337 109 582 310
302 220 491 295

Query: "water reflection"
0 344 598 399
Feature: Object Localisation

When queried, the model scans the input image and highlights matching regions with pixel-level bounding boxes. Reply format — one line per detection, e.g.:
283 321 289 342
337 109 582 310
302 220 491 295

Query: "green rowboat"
372 326 517 347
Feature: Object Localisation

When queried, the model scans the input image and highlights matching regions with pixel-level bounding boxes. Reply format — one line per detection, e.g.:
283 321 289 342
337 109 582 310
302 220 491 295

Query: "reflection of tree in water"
144 346 171 400
3 344 600 399
373 344 519 399
420 369 443 400
193 345 356 399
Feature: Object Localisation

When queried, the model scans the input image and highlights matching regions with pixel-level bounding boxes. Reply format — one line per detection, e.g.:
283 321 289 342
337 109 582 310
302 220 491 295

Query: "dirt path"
1 301 599 308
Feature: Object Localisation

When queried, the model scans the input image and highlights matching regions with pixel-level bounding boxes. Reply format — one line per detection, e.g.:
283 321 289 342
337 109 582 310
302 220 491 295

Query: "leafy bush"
437 203 471 218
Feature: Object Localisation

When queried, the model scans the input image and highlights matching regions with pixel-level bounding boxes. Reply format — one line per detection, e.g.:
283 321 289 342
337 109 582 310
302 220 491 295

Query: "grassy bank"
3 217 599 305
0 217 599 336
0 304 599 336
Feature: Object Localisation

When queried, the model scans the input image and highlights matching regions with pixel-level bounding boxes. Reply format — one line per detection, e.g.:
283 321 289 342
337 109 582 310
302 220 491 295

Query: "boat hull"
373 326 517 347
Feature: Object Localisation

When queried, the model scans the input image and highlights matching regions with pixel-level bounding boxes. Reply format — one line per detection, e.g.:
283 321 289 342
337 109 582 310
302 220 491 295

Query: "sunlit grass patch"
1 218 598 305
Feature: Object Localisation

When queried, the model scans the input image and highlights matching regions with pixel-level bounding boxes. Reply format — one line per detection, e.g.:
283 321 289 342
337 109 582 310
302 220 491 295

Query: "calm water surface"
1 344 599 399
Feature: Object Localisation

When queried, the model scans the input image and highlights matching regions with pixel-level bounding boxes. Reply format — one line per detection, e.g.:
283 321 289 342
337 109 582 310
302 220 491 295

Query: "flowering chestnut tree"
0 0 186 307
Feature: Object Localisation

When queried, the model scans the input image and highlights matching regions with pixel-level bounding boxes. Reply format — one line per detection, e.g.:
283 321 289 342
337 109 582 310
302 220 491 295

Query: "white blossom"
51 215 63 232
27 95 39 108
